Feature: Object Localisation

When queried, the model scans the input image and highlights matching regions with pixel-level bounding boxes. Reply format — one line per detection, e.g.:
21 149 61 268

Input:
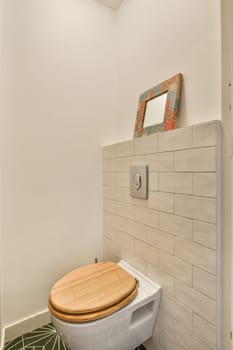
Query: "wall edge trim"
2 309 50 346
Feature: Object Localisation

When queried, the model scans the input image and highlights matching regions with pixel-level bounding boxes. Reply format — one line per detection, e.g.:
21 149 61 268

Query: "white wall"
0 0 3 344
113 0 221 142
221 0 233 349
1 0 117 326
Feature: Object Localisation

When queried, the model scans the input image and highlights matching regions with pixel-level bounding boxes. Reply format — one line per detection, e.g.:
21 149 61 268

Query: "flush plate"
130 165 148 199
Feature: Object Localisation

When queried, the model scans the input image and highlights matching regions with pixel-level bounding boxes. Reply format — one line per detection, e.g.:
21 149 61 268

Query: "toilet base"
51 295 159 350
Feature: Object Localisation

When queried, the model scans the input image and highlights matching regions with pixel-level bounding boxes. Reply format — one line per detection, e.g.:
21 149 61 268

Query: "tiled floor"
4 323 147 350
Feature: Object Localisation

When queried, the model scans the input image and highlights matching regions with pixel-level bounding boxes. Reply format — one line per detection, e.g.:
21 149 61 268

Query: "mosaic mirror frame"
133 73 183 137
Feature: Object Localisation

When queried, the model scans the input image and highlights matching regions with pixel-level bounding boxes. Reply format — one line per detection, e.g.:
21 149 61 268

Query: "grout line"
215 121 222 350
103 206 217 233
104 197 217 226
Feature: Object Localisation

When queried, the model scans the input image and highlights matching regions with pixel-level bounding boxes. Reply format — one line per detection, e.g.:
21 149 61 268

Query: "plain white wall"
0 0 3 344
221 0 233 349
1 0 117 326
114 0 221 142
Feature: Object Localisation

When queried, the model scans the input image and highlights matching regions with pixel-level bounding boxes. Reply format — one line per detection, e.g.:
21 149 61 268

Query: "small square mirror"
134 73 182 137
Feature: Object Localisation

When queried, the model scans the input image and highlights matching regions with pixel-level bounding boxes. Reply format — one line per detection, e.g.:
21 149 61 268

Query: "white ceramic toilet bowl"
50 260 161 350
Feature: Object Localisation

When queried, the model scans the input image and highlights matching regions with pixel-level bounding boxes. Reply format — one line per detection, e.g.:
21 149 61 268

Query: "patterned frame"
133 73 183 137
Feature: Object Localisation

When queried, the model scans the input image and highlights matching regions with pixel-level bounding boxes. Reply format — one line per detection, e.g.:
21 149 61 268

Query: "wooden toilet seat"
49 262 138 323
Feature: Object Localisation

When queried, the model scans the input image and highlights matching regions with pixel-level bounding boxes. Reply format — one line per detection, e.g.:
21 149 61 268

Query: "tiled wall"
102 120 221 350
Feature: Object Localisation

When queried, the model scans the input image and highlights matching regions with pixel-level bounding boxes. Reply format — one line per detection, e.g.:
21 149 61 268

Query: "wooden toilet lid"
49 262 138 322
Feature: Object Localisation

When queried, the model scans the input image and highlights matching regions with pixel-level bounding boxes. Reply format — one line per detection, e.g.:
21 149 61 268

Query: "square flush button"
130 165 148 199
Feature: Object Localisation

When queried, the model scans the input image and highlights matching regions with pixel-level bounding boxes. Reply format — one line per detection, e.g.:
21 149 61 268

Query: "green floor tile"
4 323 146 350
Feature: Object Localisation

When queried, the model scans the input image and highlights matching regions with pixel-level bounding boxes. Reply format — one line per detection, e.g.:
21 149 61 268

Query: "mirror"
143 92 168 128
134 73 182 137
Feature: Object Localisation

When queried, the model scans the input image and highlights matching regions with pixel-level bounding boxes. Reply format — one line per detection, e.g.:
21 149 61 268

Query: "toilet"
48 260 161 350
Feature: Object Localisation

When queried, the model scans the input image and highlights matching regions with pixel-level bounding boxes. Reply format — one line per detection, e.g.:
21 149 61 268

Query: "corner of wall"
3 310 50 345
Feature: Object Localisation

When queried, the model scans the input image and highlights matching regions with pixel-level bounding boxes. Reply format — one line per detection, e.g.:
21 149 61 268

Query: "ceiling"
96 0 124 10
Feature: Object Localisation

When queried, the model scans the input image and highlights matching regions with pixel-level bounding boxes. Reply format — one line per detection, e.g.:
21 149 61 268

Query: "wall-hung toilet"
48 260 161 350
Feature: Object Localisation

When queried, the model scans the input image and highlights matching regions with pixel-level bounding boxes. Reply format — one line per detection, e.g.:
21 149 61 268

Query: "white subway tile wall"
102 120 220 350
